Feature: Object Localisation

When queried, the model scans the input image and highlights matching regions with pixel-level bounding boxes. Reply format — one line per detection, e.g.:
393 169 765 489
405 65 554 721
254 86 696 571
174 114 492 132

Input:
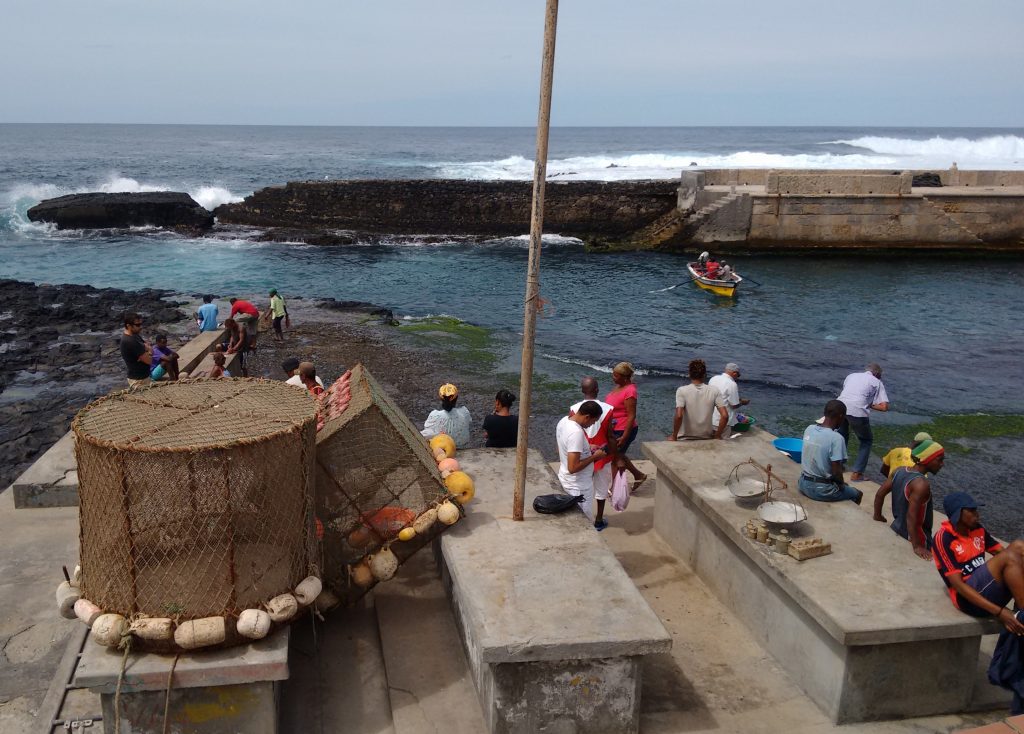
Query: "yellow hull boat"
687 263 742 297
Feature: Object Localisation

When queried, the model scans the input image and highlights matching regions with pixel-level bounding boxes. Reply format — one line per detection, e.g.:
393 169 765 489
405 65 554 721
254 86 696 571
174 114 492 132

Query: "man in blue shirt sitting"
798 399 863 504
195 295 219 332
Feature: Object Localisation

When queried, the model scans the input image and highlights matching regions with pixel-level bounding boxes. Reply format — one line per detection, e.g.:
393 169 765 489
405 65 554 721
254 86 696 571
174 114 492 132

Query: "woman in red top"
604 362 647 488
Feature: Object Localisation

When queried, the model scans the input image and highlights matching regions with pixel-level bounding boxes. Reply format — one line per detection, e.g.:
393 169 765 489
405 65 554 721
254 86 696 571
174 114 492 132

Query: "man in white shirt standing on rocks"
836 363 890 481
709 362 749 434
556 401 607 525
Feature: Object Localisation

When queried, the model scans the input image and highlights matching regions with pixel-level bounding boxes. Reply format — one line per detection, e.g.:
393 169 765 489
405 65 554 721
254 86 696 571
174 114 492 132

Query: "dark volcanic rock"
318 298 398 325
214 179 679 244
27 192 214 231
912 172 943 188
0 279 187 491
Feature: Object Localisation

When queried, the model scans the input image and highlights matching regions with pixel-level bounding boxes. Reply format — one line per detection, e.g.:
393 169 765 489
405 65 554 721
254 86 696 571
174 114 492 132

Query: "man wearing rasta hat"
873 439 946 559
933 492 1024 636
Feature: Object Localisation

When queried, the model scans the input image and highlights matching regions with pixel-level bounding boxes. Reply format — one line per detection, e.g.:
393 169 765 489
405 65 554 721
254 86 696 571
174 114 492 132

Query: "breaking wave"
828 135 1024 166
0 175 246 234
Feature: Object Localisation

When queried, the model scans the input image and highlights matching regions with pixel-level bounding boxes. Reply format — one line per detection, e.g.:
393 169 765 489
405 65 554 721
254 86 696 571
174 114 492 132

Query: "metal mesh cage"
73 379 318 632
315 364 451 603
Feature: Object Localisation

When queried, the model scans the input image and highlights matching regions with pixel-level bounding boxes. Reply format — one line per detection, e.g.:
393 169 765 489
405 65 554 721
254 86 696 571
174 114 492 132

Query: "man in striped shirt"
933 492 1024 635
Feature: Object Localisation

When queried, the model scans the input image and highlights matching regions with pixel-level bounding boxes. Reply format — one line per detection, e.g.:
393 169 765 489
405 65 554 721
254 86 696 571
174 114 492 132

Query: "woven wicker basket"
73 378 318 650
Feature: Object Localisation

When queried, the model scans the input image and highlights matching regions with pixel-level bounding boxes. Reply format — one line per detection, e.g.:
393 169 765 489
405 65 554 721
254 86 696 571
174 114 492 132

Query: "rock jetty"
28 192 214 231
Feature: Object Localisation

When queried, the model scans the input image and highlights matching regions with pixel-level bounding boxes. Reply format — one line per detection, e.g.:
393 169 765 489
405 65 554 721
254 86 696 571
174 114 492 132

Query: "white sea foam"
0 174 248 233
433 135 1024 181
830 134 1024 162
435 151 901 181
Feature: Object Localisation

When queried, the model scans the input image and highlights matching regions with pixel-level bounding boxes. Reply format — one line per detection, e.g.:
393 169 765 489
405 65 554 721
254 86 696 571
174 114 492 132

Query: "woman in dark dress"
483 389 518 448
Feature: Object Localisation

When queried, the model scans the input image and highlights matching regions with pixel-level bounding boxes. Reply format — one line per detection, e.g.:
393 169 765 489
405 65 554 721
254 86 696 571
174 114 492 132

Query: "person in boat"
704 257 721 279
872 440 946 559
932 492 1024 636
697 251 710 272
718 261 738 282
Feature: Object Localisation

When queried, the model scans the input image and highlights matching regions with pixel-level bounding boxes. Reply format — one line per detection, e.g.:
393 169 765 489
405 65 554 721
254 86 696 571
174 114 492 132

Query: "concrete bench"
73 627 289 733
436 448 672 734
11 431 78 508
189 349 243 378
644 430 1005 724
176 328 227 374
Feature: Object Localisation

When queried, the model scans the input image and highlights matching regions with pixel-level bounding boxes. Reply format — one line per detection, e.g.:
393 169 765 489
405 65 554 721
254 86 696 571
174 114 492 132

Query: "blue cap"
943 491 982 526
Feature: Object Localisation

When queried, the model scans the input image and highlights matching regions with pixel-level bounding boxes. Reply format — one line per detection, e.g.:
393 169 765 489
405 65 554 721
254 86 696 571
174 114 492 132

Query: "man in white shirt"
570 377 618 530
556 401 607 524
670 359 728 440
708 362 750 433
836 363 890 481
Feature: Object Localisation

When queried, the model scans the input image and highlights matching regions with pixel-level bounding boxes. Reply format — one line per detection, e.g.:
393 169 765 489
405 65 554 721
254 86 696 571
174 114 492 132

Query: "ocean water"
2 124 1023 535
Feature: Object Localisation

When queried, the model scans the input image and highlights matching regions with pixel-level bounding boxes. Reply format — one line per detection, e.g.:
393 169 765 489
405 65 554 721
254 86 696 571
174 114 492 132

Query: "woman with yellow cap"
421 383 472 448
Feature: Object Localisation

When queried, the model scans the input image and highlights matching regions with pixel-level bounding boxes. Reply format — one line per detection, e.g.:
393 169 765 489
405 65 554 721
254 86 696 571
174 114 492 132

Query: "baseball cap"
943 491 981 526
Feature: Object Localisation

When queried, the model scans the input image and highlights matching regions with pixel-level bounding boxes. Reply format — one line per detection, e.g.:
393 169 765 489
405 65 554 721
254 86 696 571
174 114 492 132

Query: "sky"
3 0 1022 127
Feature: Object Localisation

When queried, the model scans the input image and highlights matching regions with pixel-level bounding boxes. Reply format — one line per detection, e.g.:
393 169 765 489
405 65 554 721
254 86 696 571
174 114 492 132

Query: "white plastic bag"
611 469 630 512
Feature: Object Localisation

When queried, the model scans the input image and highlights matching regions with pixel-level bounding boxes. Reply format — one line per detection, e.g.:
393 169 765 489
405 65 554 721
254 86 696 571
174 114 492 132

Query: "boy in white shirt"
556 401 607 524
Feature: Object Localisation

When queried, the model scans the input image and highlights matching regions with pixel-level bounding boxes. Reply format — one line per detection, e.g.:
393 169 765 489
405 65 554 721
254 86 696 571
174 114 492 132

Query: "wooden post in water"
513 0 559 521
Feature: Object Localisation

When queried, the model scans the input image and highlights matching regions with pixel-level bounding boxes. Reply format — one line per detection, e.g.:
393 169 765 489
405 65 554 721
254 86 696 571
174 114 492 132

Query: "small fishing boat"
687 262 742 297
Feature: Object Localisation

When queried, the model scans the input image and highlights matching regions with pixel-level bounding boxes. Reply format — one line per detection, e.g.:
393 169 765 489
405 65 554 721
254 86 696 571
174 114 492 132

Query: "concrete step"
374 550 487 734
279 596 396 734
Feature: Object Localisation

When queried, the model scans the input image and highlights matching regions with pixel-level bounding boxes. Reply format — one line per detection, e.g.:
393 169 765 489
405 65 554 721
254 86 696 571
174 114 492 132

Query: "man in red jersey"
229 297 260 351
933 492 1024 635
570 377 618 530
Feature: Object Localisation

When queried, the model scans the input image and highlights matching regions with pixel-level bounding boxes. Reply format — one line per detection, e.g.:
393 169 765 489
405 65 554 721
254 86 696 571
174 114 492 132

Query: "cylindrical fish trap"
72 378 319 651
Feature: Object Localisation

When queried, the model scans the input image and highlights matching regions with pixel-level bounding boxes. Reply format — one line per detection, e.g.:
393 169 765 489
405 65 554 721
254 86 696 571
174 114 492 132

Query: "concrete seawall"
215 170 1024 253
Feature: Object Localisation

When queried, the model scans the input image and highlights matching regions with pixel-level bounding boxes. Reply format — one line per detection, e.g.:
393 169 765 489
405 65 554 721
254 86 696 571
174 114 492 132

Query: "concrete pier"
644 429 1006 724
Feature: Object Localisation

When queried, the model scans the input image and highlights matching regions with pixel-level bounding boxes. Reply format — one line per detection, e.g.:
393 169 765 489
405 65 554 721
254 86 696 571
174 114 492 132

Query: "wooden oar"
648 274 700 293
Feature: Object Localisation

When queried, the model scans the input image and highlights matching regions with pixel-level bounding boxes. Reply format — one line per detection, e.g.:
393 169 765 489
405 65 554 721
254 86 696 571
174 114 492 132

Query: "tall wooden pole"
513 0 559 520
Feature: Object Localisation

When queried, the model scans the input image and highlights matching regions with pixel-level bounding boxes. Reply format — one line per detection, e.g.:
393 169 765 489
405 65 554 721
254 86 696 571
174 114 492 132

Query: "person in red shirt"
229 297 261 351
933 492 1024 635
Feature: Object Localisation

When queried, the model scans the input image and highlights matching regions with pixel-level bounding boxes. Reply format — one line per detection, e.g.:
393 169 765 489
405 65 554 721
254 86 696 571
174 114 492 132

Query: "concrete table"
644 430 1004 724
74 628 289 733
437 448 672 734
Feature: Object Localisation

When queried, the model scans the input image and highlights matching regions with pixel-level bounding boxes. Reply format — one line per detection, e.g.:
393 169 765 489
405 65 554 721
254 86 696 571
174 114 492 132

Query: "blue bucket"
772 437 803 464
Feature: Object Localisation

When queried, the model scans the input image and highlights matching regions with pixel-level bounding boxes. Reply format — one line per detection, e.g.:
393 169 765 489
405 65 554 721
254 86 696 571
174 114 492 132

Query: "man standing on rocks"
669 359 728 440
836 363 889 481
229 297 261 351
709 362 749 434
119 311 152 388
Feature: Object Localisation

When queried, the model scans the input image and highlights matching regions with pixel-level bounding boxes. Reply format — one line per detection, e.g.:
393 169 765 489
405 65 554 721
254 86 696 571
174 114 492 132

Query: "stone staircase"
280 550 485 734
685 191 743 231
921 196 986 244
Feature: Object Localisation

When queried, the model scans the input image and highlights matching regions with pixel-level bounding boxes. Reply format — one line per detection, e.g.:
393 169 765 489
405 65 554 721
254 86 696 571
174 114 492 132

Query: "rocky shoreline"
0 279 189 490
0 281 521 493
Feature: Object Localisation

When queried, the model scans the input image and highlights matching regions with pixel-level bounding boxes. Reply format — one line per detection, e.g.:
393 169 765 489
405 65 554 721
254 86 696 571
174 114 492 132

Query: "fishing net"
73 378 318 648
315 364 451 605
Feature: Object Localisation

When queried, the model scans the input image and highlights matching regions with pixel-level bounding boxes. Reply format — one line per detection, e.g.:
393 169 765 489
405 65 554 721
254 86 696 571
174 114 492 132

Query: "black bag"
533 493 584 514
